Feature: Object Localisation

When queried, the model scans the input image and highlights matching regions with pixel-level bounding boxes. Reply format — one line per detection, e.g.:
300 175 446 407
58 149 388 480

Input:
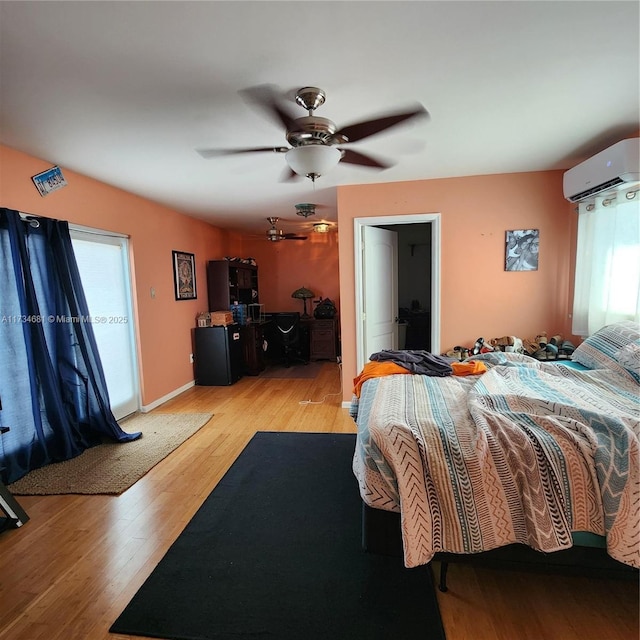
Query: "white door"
354 214 441 375
362 225 398 362
71 230 140 419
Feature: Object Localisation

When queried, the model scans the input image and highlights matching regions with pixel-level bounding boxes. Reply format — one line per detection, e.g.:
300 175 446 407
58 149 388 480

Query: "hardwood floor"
0 362 637 640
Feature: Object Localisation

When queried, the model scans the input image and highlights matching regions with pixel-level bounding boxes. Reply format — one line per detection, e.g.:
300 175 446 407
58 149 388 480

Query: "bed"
351 321 640 581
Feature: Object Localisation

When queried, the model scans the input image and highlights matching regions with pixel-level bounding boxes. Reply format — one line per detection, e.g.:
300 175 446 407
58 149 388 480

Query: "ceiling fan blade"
339 148 394 169
197 146 287 159
284 234 308 240
239 84 299 133
334 104 429 143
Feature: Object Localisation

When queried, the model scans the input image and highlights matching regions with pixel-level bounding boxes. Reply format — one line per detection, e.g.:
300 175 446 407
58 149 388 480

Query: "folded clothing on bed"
353 351 482 397
369 349 453 376
451 360 487 376
353 361 410 397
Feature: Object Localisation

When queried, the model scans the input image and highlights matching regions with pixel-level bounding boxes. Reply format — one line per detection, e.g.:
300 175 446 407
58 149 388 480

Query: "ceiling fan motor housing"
286 117 345 146
266 228 284 242
295 87 326 112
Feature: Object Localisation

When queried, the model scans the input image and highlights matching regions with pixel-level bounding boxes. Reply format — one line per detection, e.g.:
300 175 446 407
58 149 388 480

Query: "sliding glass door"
70 229 139 419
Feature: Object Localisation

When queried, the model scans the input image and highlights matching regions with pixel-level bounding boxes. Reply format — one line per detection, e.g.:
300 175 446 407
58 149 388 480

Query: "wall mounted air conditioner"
563 137 639 202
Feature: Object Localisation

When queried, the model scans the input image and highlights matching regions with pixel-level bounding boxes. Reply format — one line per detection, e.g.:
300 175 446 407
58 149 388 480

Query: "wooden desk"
240 322 268 375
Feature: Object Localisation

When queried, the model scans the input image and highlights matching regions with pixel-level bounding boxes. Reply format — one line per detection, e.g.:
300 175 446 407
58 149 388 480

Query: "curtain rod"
18 212 41 228
574 186 638 212
17 212 128 239
600 188 637 208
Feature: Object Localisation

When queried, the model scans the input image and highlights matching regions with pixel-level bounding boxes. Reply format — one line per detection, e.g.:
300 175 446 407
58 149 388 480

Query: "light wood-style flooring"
0 363 637 640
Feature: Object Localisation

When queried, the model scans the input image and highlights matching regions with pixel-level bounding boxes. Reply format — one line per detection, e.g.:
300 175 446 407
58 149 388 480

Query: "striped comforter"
351 353 640 569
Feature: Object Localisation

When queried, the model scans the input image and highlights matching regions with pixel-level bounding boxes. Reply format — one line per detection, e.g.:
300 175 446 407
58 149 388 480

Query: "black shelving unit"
207 260 258 310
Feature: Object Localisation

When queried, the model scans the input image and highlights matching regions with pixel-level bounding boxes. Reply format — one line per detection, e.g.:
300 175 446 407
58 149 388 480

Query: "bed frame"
361 503 638 591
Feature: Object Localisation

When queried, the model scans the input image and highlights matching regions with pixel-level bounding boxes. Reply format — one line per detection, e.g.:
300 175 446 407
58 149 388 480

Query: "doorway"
70 228 140 420
354 214 441 372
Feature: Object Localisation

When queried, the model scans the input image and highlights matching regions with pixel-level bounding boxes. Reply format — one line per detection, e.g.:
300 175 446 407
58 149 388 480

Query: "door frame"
354 213 441 372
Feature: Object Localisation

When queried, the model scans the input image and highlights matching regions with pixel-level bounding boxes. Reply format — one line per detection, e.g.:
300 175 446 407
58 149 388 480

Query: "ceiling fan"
197 85 429 182
265 217 307 242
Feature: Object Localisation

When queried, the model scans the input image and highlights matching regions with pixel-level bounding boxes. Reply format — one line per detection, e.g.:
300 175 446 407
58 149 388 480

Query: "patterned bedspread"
351 353 640 569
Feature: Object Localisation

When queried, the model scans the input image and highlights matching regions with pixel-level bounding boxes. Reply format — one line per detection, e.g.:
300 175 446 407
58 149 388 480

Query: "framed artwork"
505 229 539 272
173 251 197 300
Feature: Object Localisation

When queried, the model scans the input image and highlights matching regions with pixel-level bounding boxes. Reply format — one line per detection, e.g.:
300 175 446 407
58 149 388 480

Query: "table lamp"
291 286 314 319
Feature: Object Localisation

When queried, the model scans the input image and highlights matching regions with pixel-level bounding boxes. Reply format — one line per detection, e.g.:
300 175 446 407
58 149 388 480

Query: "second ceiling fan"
197 85 429 182
265 217 307 242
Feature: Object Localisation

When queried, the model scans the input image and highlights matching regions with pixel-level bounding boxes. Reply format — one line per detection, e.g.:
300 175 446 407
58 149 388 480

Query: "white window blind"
71 230 139 419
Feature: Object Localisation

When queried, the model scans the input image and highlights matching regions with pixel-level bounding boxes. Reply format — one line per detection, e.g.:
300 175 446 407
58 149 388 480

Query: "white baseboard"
141 380 195 413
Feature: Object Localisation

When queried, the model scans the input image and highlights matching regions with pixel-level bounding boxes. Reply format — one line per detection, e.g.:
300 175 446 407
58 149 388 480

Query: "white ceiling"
1 1 638 234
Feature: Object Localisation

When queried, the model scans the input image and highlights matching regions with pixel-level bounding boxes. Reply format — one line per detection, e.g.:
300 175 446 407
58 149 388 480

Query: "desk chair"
273 312 308 367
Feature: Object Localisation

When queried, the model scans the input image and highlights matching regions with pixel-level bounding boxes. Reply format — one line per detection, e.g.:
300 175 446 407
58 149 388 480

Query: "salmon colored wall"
0 144 234 408
2 144 578 408
337 171 576 402
0 144 341 406
221 232 340 315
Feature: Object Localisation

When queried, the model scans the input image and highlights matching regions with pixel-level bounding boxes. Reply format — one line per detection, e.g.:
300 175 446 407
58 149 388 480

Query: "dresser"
309 318 338 361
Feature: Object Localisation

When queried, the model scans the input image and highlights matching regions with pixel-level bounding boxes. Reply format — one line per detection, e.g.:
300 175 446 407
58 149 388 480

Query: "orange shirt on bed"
352 361 410 397
451 360 487 376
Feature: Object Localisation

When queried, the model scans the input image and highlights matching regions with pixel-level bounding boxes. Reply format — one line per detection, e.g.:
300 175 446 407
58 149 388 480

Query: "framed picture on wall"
505 229 539 272
173 251 197 300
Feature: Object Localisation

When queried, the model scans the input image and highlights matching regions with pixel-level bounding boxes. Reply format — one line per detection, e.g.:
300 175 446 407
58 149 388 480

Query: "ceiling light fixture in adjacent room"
294 203 316 218
313 223 330 234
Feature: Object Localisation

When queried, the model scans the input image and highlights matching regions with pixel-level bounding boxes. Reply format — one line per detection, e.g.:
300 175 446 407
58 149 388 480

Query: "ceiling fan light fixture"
294 203 316 218
285 145 341 181
266 227 284 242
313 223 330 234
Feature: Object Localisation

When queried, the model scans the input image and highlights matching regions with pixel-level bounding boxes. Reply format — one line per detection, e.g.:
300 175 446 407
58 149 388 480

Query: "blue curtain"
0 208 140 484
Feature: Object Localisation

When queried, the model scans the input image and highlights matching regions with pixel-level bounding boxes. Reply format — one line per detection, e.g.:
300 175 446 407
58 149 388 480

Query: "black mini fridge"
194 325 243 385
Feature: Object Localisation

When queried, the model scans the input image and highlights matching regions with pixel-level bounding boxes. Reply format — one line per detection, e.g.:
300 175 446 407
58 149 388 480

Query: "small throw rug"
110 431 446 640
7 412 213 495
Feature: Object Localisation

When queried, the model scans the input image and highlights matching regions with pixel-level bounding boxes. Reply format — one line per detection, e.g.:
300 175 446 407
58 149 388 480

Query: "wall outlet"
189 353 194 364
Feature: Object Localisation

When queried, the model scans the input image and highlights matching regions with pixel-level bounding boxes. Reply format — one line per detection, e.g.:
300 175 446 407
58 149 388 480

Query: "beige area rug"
7 412 213 496
260 361 324 379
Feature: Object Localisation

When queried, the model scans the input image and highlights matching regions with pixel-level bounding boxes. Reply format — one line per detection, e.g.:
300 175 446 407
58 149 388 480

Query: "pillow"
614 340 640 384
571 320 640 382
